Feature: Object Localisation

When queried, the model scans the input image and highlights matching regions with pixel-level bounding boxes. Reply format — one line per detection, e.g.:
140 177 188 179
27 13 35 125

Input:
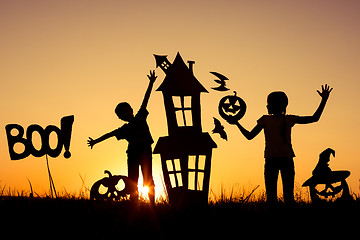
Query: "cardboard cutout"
5 115 74 160
210 72 229 91
218 91 246 122
302 148 351 202
212 117 227 140
90 170 131 201
153 52 217 207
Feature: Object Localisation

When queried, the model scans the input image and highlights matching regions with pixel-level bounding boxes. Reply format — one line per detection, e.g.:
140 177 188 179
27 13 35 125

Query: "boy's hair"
115 102 132 115
267 91 288 114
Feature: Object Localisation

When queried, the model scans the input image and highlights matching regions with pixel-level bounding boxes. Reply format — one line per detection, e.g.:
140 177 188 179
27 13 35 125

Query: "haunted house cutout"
153 53 217 207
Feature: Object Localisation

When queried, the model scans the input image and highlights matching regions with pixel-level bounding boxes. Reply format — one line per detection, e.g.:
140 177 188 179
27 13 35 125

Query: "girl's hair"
267 91 288 115
267 91 289 143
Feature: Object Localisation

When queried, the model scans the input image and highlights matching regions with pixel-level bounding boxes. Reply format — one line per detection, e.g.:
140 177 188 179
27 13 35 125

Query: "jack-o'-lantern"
90 170 131 201
303 171 351 202
218 91 246 122
302 148 352 202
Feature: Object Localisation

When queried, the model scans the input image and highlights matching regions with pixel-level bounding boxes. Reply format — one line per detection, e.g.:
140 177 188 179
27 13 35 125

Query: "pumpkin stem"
233 91 237 96
104 170 112 177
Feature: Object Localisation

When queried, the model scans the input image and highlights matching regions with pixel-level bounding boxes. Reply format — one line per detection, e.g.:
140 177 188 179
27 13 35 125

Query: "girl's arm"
297 84 333 124
229 120 263 140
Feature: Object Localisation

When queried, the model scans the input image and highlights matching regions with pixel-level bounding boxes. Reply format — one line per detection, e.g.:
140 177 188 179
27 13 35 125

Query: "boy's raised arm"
140 70 157 110
297 84 333 124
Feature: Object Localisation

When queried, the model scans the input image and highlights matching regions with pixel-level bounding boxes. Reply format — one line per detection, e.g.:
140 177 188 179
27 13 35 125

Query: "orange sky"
1 0 360 199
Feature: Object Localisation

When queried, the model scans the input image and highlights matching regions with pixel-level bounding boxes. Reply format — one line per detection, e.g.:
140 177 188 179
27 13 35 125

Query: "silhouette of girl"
228 84 332 204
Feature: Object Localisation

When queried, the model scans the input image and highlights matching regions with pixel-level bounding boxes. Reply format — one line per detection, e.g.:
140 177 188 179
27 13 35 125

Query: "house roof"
154 54 168 68
156 52 208 95
153 132 217 155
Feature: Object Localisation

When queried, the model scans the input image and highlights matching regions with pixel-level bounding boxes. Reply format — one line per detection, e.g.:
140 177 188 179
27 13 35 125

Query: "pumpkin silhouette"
218 91 246 122
303 171 351 202
90 170 131 201
302 148 352 202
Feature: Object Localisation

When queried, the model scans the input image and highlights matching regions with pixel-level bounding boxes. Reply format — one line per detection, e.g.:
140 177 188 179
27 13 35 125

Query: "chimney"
187 60 195 73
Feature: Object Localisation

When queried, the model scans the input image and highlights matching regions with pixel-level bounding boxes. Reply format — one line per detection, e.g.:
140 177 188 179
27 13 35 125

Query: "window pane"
174 159 181 171
189 172 195 190
197 172 204 191
184 110 193 126
188 155 196 170
176 173 183 187
199 155 206 170
183 96 192 108
166 160 173 172
172 96 181 108
169 174 176 188
175 111 185 126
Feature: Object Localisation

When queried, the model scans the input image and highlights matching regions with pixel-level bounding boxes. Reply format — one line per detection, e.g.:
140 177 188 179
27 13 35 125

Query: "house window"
188 155 206 191
161 61 170 70
172 96 192 127
166 159 182 188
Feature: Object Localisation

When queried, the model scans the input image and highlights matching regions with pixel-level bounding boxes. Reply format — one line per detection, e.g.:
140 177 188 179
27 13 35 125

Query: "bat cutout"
210 72 229 91
212 117 227 140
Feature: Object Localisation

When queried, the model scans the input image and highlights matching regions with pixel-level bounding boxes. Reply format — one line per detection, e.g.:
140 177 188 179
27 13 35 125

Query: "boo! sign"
5 115 74 160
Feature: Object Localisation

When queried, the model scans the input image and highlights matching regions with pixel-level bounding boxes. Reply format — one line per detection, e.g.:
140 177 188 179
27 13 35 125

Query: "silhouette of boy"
228 84 332 204
87 70 157 204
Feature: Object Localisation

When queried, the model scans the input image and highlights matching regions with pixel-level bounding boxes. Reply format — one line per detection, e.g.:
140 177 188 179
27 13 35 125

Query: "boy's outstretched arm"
297 84 333 124
228 119 263 140
87 131 116 149
140 70 157 110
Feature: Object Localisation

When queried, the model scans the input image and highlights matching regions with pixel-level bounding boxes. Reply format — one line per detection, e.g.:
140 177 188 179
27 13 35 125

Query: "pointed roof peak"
153 54 169 68
156 52 208 95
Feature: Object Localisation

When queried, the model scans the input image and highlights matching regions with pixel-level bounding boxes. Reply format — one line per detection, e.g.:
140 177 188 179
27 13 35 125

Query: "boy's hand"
147 70 157 83
87 137 95 149
317 84 333 100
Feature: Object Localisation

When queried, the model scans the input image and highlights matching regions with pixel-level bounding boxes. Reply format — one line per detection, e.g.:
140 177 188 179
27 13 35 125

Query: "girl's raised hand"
317 84 333 100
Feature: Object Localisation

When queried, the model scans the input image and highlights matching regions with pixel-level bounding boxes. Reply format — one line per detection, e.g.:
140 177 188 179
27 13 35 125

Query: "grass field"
1 186 360 239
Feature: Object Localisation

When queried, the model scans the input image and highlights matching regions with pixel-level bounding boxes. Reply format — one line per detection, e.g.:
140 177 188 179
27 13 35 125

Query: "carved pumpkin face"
90 170 131 201
218 91 246 121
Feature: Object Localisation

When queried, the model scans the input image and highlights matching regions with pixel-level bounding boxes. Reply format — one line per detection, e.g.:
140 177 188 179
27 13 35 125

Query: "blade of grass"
27 178 33 198
45 154 57 198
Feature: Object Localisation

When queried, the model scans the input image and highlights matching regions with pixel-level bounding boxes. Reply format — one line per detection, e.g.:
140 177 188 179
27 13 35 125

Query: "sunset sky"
1 0 360 199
